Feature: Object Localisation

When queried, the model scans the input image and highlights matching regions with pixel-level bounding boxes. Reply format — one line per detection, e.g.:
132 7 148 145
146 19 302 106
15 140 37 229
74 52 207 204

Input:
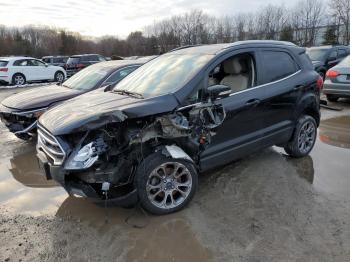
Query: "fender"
294 92 320 125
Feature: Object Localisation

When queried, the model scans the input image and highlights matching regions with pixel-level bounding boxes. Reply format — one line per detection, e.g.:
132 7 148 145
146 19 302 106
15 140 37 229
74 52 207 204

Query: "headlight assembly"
64 142 99 170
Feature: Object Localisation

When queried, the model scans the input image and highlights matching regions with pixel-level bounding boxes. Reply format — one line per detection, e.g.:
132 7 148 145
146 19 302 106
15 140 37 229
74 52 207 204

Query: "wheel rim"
14 75 25 85
56 73 64 82
298 120 316 154
146 162 192 210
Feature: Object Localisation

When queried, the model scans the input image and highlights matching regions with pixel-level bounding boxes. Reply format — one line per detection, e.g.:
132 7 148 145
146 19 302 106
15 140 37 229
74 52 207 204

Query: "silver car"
324 55 350 102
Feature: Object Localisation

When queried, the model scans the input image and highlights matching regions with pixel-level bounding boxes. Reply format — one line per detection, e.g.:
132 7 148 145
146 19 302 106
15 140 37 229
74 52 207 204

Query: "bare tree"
331 0 350 44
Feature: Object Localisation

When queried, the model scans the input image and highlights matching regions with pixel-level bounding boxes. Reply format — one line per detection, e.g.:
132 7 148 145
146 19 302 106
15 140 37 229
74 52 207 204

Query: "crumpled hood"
39 91 179 135
311 60 323 69
1 84 81 111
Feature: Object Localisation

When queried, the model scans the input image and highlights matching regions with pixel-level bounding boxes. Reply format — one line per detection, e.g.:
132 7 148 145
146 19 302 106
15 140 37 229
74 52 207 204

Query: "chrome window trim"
177 70 301 111
229 69 301 97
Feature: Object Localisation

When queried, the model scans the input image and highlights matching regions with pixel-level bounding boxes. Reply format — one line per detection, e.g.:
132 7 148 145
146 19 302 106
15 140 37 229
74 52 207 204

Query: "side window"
209 52 256 93
185 52 257 104
105 66 138 83
13 59 29 66
338 49 347 58
42 58 50 63
98 56 106 62
89 55 99 61
260 51 299 83
31 59 45 66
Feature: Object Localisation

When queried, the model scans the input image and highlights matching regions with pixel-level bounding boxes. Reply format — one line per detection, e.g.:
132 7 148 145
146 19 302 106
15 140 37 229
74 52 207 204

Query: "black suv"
37 41 322 215
306 45 350 78
64 54 106 77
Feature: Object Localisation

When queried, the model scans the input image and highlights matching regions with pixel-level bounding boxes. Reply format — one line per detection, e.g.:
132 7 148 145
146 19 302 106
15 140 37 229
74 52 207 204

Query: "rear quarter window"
0 61 8 66
260 50 299 83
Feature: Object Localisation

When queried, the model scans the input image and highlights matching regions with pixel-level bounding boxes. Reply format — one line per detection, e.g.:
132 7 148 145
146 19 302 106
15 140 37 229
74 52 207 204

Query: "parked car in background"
323 55 350 102
64 54 106 77
36 41 322 215
0 59 149 140
0 56 66 85
42 56 69 68
306 45 350 79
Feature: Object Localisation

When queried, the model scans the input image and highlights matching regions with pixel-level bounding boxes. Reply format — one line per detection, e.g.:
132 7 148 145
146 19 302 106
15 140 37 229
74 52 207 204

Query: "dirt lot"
1 87 350 262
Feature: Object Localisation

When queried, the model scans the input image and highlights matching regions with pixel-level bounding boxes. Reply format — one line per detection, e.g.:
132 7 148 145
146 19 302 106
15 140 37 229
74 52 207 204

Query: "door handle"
245 99 260 107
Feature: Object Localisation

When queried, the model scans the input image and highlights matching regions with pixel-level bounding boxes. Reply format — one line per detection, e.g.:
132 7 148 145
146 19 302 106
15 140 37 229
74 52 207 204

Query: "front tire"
12 73 26 86
135 153 198 215
284 115 317 158
326 94 339 102
54 71 65 83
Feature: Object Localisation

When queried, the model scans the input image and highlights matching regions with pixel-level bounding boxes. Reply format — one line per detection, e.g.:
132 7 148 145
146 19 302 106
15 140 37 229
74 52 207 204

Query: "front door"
198 49 266 171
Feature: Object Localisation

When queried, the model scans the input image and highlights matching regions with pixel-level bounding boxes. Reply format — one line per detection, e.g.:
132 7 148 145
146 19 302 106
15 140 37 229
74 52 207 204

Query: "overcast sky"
0 0 295 38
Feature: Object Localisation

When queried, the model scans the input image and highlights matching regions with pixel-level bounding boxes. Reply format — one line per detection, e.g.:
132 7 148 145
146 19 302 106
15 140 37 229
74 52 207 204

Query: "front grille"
37 125 66 165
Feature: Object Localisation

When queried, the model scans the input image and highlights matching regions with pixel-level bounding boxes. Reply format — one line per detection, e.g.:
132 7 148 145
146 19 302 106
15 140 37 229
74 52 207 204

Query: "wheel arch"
295 93 320 126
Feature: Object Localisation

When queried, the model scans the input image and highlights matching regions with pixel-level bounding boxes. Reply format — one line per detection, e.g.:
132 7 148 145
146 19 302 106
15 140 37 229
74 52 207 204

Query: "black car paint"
37 40 321 206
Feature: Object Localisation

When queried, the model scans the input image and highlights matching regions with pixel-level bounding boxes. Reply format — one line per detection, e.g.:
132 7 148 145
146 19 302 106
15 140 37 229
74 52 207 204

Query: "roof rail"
167 45 199 53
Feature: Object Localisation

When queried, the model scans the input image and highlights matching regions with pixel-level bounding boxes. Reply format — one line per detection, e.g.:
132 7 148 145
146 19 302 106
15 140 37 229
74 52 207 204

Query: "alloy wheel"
297 120 316 154
56 72 64 82
146 162 192 210
14 75 25 85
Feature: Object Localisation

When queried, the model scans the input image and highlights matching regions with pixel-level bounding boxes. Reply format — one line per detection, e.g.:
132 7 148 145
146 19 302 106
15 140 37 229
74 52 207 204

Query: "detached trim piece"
164 145 194 163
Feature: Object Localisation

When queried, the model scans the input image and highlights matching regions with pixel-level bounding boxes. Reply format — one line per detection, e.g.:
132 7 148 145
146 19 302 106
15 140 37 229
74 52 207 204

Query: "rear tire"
326 94 339 102
12 73 26 86
284 115 317 158
135 152 198 215
54 71 65 83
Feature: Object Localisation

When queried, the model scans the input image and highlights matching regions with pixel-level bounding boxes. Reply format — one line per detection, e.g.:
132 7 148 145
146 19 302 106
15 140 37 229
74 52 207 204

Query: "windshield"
113 54 214 98
62 65 110 91
306 49 328 61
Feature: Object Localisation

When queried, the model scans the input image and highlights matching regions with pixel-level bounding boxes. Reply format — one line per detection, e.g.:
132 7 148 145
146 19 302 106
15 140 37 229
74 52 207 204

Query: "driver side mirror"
207 85 231 100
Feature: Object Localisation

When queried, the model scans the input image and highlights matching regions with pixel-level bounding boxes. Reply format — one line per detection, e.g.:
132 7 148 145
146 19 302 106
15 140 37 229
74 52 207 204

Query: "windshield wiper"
112 89 144 99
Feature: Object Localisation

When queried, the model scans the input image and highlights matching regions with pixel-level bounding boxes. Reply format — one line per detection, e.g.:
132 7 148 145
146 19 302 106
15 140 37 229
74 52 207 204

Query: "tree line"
1 0 350 58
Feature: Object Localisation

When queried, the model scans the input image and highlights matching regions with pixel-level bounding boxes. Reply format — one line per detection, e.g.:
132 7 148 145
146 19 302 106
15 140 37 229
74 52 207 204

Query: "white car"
0 57 66 85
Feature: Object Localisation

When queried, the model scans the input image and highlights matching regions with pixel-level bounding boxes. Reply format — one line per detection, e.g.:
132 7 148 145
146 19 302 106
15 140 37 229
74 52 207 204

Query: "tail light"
0 68 8 72
325 70 339 78
316 75 323 90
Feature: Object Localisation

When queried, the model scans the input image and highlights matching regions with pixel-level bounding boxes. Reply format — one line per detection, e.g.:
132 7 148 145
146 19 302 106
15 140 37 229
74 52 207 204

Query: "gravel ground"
1 87 350 261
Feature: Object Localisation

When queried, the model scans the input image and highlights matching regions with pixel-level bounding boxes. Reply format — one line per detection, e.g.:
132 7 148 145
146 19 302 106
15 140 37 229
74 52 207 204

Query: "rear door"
30 59 48 80
257 48 302 147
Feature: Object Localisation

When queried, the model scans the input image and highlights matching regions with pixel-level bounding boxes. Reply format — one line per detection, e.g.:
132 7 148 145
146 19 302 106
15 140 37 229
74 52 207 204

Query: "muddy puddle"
0 143 212 261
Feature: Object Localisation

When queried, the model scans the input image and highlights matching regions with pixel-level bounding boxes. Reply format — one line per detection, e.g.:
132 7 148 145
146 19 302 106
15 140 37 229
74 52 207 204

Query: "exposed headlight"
64 142 98 170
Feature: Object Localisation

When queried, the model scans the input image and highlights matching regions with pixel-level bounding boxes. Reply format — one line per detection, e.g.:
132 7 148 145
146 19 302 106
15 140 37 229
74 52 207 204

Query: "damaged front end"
36 100 226 207
0 104 46 138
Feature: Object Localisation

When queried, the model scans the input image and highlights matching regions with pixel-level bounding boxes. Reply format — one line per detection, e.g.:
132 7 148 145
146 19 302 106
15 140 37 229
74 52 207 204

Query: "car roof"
88 59 147 70
169 40 296 55
69 54 101 57
0 56 36 61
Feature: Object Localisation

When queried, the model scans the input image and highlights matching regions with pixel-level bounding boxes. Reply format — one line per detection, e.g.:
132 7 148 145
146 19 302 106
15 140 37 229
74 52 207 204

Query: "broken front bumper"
36 150 138 207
